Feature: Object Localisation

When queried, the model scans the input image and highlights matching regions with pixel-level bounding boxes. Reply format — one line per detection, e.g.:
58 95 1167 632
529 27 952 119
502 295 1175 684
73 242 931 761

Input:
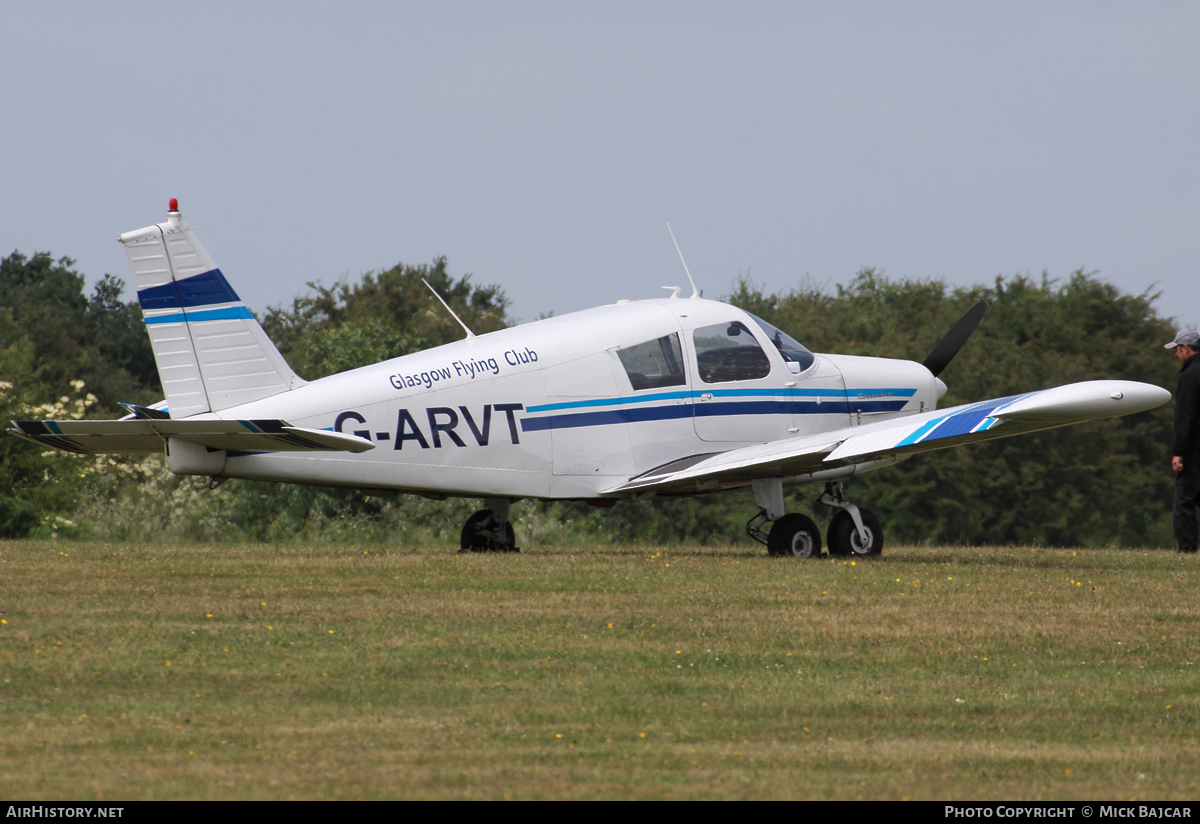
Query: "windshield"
745 313 815 374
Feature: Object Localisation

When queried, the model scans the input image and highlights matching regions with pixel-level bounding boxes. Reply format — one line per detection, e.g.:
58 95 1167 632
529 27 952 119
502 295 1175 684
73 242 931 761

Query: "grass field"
1 539 1198 800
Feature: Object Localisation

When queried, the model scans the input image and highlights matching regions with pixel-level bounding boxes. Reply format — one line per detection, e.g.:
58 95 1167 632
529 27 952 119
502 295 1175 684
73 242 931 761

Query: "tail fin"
119 199 304 418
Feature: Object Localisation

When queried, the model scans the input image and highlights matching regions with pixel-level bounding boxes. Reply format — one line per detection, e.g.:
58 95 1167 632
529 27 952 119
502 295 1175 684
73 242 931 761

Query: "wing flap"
613 438 841 494
8 418 375 455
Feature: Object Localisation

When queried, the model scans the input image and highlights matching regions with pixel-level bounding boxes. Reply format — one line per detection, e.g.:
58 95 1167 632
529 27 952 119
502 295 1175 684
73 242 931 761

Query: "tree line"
0 249 1179 546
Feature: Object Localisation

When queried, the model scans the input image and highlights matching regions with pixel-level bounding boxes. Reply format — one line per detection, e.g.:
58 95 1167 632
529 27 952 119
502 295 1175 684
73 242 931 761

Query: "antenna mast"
666 223 700 299
422 278 475 339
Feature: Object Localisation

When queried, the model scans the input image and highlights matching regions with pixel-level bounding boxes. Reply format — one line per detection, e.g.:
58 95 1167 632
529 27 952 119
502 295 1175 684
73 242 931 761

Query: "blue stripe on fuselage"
521 404 694 432
520 397 910 431
524 386 916 414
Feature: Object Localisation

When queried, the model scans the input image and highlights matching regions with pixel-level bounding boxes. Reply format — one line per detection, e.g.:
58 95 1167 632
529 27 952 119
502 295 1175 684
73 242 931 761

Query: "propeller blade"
922 299 988 377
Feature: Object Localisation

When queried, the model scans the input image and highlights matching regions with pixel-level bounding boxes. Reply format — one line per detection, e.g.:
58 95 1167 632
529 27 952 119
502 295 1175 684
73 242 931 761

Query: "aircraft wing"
6 418 375 455
608 380 1170 496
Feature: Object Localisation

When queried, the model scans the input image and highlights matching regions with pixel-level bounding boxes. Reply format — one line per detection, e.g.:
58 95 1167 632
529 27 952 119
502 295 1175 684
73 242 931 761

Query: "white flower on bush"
23 379 97 421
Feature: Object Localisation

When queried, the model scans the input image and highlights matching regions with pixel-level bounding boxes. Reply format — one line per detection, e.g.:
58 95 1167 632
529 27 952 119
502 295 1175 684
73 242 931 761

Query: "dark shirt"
1174 353 1200 457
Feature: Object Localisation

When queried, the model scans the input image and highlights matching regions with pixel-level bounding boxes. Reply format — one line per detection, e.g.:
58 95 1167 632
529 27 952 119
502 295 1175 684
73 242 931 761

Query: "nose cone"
934 377 948 400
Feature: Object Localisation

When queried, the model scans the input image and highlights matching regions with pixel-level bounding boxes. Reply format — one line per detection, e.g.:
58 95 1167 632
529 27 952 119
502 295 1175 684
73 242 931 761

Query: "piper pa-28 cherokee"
8 201 1172 557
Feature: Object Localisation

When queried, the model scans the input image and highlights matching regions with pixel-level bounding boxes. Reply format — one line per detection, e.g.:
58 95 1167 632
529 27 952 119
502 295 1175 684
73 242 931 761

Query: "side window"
692 321 772 383
617 333 687 391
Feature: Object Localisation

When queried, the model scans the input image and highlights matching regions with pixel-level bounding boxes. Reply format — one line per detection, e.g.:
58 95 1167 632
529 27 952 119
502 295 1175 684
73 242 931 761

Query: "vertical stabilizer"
119 200 304 418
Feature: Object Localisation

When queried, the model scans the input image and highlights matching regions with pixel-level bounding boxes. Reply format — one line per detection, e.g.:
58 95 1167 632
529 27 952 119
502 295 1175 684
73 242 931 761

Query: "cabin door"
687 320 798 444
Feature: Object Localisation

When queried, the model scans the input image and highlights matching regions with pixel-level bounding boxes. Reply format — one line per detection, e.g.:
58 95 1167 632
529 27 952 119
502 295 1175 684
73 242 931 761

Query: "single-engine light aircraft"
9 201 1172 556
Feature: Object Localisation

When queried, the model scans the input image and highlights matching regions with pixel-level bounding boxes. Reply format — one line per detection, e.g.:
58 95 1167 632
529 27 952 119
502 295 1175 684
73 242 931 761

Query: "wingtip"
994 380 1171 422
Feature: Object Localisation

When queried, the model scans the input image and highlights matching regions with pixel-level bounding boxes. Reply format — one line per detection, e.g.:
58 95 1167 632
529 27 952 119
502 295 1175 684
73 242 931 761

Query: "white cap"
1165 329 1200 350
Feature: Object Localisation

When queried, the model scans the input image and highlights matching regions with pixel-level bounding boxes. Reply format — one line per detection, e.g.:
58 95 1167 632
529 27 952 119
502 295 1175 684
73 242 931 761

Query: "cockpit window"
746 313 816 374
692 321 772 383
617 333 687 391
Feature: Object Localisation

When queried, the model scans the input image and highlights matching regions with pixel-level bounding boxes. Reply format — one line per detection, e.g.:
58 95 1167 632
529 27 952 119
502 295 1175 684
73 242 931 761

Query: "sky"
2 1 1198 332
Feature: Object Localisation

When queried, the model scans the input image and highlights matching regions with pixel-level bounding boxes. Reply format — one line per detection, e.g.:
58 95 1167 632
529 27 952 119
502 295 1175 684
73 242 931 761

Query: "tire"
826 511 851 555
460 509 517 552
829 508 884 557
766 513 822 558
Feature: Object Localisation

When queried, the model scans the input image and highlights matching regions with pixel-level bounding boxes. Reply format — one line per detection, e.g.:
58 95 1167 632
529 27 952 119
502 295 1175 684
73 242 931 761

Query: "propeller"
922 299 988 377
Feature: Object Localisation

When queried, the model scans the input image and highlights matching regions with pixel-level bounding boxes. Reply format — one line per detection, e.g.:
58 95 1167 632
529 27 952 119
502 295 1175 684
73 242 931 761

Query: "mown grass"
1 540 1198 800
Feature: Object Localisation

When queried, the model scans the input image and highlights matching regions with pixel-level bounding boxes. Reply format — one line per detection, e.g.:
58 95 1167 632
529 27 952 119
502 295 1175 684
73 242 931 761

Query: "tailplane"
119 199 304 418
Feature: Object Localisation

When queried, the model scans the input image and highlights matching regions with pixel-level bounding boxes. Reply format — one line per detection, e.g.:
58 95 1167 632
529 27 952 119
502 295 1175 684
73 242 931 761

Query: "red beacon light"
168 197 179 212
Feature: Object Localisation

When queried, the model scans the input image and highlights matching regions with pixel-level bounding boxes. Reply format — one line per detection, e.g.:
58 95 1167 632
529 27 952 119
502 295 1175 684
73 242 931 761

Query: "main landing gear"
747 479 884 558
460 497 520 553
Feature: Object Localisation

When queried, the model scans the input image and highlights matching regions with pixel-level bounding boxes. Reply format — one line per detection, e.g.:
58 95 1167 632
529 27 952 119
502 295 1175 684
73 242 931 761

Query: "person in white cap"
1166 329 1200 552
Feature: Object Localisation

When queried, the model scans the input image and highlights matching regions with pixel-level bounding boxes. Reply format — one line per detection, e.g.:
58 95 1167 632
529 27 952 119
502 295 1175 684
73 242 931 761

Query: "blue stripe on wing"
897 393 1031 447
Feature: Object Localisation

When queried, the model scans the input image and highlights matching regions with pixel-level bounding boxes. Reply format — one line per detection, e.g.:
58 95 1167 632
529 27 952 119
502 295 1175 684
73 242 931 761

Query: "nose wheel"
826 508 884 556
819 481 884 557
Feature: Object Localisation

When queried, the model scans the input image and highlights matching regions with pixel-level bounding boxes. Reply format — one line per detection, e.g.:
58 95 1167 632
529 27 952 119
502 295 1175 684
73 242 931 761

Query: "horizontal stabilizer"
7 418 374 456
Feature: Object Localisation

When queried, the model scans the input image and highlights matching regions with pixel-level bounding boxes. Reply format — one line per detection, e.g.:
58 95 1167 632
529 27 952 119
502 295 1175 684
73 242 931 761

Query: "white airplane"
8 201 1172 557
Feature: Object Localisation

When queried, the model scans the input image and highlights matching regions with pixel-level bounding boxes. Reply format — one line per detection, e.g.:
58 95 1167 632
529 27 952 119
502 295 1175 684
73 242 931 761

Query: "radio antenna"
422 278 475 339
666 223 700 299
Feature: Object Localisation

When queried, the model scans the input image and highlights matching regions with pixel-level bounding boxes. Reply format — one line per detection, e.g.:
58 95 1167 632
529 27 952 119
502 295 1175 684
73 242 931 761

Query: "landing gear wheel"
828 509 884 557
459 509 518 553
826 511 852 555
766 514 822 558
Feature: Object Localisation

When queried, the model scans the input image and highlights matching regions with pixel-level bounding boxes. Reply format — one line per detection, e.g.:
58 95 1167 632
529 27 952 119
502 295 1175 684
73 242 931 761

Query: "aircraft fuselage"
212 297 939 500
